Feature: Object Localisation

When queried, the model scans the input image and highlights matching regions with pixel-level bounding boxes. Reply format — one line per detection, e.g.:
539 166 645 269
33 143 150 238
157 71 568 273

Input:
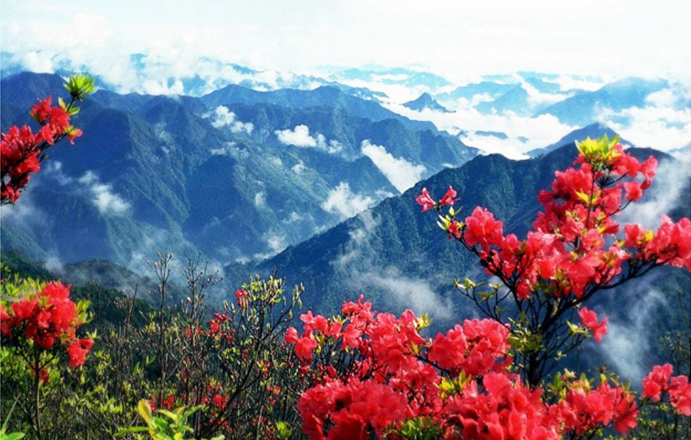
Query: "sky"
2 0 690 156
2 0 691 82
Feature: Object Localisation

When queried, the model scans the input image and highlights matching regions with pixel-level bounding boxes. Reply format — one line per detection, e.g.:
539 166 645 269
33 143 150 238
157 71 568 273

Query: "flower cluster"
577 307 608 342
0 281 93 369
1 98 81 204
423 137 691 303
642 364 691 416
1 75 93 205
288 297 657 439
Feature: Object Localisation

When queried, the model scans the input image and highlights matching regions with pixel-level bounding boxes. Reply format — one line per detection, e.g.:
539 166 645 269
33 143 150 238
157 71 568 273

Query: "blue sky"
2 0 690 81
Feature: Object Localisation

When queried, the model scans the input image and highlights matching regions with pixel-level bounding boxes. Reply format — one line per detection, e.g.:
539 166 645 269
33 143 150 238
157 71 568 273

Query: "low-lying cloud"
361 140 425 192
78 171 131 216
321 182 375 220
385 101 577 159
204 106 254 135
619 149 691 229
275 124 317 147
275 125 344 154
359 269 455 321
599 288 669 382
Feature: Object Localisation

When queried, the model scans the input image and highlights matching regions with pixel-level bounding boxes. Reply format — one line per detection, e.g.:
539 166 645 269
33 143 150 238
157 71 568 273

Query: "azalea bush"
287 136 691 439
0 271 94 439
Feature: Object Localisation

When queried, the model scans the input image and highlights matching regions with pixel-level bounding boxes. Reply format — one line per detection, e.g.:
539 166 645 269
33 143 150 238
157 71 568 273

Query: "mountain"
222 102 476 174
475 131 509 139
524 77 562 94
403 93 451 113
1 72 476 269
528 123 627 157
201 84 437 133
535 77 669 126
328 66 452 91
435 81 516 103
476 84 532 115
225 145 688 318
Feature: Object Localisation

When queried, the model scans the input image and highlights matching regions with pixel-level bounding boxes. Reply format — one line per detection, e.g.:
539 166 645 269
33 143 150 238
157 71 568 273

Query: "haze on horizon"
2 0 691 83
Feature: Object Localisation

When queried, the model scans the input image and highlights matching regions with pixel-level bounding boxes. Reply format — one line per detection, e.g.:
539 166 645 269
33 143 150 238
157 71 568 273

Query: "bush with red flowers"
1 74 93 204
287 135 691 439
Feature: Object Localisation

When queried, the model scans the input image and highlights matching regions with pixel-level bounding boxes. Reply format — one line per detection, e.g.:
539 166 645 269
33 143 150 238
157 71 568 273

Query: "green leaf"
137 399 154 425
115 427 150 435
157 409 179 423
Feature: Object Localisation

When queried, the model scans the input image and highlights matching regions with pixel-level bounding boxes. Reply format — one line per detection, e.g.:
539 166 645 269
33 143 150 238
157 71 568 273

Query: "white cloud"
21 51 54 73
275 124 318 147
599 289 668 382
274 125 344 154
550 75 606 93
254 191 266 207
291 161 307 174
266 232 287 254
268 156 283 167
78 171 130 216
619 151 691 229
321 182 375 220
597 104 691 151
141 78 184 95
385 101 577 158
359 269 455 320
361 140 426 192
282 212 304 224
334 210 380 267
210 142 240 156
43 161 73 185
154 122 174 144
204 106 254 135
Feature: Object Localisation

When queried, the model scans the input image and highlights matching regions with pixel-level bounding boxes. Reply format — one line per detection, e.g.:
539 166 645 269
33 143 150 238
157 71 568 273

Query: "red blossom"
578 307 608 342
438 186 458 207
415 187 436 212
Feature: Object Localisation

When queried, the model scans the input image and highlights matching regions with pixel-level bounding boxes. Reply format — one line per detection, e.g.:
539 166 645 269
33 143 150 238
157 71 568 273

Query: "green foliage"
64 74 95 100
0 401 25 440
116 400 223 440
393 417 443 440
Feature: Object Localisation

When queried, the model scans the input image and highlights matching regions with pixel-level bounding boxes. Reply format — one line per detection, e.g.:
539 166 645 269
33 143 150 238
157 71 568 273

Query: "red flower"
416 187 436 212
235 288 248 308
67 338 93 368
285 327 299 344
439 186 458 206
295 333 318 362
464 207 504 253
669 375 691 416
623 180 643 201
578 307 608 342
448 220 462 239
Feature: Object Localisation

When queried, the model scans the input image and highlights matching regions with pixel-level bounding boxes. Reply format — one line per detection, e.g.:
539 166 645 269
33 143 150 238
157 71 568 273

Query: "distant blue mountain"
527 123 629 157
435 81 515 102
535 77 669 126
524 77 561 94
476 84 532 115
201 84 438 133
403 93 451 113
475 131 508 140
330 67 452 91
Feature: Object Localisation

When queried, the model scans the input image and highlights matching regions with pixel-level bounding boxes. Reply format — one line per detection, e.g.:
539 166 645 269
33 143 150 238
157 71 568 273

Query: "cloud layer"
361 140 426 192
321 182 374 220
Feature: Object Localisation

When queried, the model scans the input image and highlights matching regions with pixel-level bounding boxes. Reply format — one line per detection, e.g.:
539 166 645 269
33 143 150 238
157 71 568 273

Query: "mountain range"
0 71 477 268
225 144 690 315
